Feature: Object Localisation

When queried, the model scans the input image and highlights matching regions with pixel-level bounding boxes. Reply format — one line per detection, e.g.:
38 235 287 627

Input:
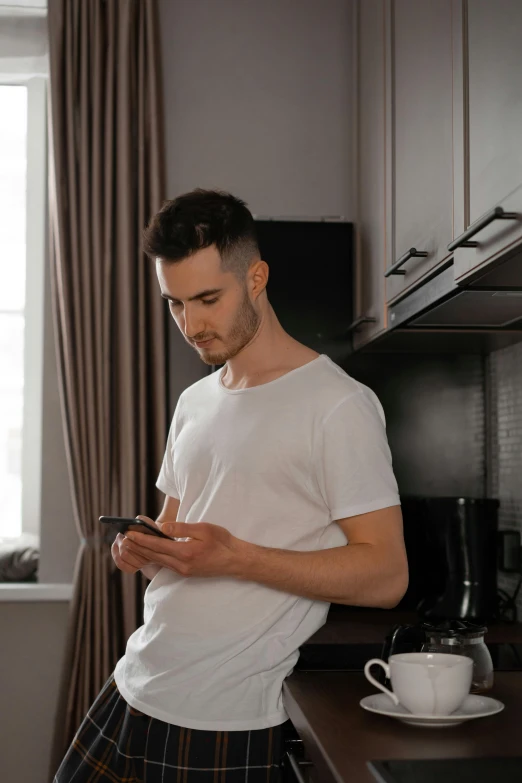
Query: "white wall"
160 0 356 408
1 601 70 783
161 0 354 217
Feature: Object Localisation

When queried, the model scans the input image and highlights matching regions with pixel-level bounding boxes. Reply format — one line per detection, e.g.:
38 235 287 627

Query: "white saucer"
360 693 504 728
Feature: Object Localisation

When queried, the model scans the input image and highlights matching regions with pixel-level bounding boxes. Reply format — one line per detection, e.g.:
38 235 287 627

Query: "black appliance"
254 219 353 361
397 496 500 623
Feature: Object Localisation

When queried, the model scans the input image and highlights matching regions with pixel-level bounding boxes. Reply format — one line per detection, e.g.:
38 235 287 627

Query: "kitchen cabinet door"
452 0 522 283
385 0 454 304
353 0 388 350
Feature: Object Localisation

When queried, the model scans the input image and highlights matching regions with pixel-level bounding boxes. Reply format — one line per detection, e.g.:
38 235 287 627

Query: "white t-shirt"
114 354 400 730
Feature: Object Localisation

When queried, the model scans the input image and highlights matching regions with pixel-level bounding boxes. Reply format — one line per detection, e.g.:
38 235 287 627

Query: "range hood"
389 245 522 331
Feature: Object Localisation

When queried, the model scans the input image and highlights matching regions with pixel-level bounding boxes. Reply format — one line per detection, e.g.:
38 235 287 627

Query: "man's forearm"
234 541 407 608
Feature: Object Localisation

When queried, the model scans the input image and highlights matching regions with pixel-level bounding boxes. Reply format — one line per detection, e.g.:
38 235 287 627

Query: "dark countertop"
281 610 522 782
282 671 522 783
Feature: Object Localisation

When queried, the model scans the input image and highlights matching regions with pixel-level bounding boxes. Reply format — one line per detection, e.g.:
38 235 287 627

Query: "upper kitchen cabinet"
353 0 388 350
385 0 454 303
451 0 522 283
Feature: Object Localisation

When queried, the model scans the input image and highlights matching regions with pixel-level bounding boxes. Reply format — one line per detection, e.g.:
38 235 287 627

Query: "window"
0 77 47 542
0 85 27 538
0 10 77 591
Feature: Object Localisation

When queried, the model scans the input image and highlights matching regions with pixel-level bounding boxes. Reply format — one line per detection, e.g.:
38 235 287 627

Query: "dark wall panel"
340 353 486 498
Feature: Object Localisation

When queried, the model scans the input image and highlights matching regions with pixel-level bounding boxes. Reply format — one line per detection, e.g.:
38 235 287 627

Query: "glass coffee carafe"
382 620 494 693
420 621 494 692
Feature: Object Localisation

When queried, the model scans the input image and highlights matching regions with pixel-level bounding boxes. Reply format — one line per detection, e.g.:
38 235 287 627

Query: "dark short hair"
142 188 260 280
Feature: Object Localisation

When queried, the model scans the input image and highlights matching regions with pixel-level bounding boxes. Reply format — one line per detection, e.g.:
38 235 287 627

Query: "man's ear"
249 260 269 299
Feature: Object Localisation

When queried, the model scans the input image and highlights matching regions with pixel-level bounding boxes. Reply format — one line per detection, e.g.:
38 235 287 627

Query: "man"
55 189 408 782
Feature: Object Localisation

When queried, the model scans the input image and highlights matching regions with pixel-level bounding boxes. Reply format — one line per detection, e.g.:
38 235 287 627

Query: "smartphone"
99 516 174 540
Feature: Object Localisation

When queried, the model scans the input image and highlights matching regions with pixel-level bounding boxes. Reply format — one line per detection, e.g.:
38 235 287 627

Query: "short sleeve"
314 390 400 520
156 400 182 500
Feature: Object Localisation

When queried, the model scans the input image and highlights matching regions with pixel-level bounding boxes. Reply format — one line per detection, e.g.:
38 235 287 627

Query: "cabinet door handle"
447 206 519 252
285 751 313 783
385 247 429 277
345 316 377 333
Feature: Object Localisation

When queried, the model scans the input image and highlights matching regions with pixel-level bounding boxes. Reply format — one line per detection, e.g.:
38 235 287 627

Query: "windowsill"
0 583 73 601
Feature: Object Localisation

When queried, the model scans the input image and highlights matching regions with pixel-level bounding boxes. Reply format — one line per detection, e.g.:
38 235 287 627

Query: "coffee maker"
398 496 500 623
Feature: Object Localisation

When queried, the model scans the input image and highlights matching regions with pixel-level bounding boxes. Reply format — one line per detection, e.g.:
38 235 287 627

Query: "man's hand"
111 515 161 574
124 519 249 578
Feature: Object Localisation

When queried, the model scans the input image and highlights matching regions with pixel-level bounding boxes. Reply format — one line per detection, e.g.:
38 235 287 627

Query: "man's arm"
235 505 408 608
140 494 180 580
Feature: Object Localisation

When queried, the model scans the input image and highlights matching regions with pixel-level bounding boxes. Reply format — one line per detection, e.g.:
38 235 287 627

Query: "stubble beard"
197 287 261 366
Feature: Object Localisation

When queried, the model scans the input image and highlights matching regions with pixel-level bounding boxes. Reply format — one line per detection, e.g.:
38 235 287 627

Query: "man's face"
156 245 261 365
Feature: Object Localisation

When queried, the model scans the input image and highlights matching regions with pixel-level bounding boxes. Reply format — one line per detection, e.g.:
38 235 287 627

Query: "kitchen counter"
282 671 522 783
281 610 522 781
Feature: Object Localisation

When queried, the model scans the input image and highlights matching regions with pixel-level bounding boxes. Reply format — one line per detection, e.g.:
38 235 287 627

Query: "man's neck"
220 310 319 391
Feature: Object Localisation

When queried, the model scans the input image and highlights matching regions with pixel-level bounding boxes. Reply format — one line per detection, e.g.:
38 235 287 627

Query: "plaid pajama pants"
53 673 292 782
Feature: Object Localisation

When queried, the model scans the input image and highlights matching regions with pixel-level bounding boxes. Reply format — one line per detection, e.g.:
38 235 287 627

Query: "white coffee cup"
364 652 473 716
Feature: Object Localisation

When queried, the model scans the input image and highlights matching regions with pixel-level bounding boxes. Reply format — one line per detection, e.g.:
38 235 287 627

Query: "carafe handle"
381 624 426 661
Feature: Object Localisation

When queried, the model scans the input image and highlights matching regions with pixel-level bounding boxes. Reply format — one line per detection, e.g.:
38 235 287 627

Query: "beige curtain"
46 0 167 776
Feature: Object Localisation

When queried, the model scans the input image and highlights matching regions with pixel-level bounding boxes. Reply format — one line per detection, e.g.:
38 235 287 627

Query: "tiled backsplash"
487 342 522 614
